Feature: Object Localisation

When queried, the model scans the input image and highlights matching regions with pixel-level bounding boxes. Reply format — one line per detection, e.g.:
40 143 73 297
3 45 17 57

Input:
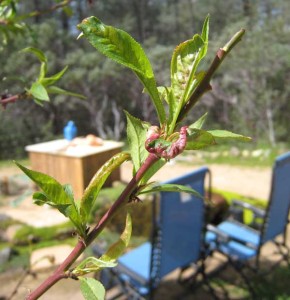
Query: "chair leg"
228 259 257 299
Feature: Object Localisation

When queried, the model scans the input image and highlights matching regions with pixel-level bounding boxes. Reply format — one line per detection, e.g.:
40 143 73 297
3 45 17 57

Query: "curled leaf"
139 183 202 199
100 213 132 262
80 152 130 222
73 257 117 276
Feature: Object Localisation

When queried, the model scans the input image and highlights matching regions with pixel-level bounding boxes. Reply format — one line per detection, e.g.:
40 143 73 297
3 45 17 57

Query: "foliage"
8 13 249 299
0 2 268 300
1 1 290 160
12 222 75 245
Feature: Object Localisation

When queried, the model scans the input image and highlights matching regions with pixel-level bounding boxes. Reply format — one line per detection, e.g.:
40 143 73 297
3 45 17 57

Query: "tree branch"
26 153 160 300
21 1 73 19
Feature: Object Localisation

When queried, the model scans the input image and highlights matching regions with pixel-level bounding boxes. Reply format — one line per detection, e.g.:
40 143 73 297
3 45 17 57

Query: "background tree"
1 0 290 160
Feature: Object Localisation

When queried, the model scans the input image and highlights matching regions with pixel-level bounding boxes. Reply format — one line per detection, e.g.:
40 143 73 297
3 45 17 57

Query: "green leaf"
139 183 202 199
80 277 105 300
186 128 251 151
78 17 166 125
189 112 208 130
125 111 149 174
28 82 49 101
40 66 68 87
46 86 86 99
15 162 86 236
201 15 210 56
80 152 130 222
101 213 132 263
186 128 216 150
169 35 206 130
32 191 48 206
39 62 47 81
63 184 74 202
207 130 252 142
21 47 47 63
21 47 48 79
73 257 117 276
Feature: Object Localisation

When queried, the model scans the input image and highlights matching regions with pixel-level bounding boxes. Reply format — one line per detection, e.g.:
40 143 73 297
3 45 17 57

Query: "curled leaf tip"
77 32 84 40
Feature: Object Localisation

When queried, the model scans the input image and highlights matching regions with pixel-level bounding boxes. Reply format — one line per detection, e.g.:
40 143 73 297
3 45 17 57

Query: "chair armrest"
206 224 257 250
207 224 230 243
231 199 265 218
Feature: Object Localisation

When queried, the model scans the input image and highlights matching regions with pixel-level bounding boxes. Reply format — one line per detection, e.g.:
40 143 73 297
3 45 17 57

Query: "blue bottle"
63 120 77 141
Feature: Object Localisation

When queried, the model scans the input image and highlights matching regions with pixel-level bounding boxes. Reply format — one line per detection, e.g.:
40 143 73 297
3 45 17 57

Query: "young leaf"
63 184 74 202
21 47 48 79
21 47 47 64
138 183 202 199
15 162 86 236
189 112 208 130
80 152 130 222
80 277 105 300
33 191 48 206
28 82 49 101
201 15 210 57
186 128 216 150
168 16 209 132
207 130 252 142
46 86 86 99
171 35 205 101
125 111 149 174
169 35 206 129
40 66 68 87
73 257 117 276
100 213 132 263
78 17 166 125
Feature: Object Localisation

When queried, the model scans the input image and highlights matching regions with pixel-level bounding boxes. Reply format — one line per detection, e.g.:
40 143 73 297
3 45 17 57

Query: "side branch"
1 94 22 108
20 1 72 19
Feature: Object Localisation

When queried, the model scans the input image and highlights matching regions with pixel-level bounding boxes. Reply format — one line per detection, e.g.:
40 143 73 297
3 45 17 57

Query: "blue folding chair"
206 152 290 295
95 167 210 299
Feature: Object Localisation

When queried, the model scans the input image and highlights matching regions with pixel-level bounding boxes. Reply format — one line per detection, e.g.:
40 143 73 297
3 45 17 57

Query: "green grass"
209 265 290 300
12 221 75 245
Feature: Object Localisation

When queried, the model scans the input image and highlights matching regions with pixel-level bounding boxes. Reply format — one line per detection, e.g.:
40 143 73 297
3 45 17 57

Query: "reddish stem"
26 153 159 300
0 94 21 108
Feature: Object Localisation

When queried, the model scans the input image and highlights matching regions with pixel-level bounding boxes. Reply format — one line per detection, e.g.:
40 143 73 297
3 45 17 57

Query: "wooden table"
25 139 124 199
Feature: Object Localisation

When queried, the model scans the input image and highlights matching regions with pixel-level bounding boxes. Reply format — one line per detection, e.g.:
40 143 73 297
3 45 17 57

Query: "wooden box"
25 139 124 199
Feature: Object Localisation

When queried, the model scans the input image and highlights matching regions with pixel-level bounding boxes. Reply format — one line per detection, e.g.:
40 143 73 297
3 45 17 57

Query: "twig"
20 1 73 19
0 93 27 108
26 154 160 300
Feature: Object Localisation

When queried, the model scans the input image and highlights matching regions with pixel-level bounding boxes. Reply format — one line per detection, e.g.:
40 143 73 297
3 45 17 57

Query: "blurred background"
1 0 289 160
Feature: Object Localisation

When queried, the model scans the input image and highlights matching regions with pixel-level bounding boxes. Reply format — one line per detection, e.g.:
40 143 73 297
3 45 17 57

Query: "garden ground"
1 159 288 299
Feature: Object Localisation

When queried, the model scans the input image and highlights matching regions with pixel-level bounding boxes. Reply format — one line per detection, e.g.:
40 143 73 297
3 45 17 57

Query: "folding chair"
95 167 210 299
206 151 290 295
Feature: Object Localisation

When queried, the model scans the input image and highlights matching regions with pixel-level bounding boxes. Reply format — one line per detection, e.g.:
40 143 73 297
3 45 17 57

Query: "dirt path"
0 161 273 299
121 161 271 200
0 161 271 227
